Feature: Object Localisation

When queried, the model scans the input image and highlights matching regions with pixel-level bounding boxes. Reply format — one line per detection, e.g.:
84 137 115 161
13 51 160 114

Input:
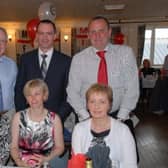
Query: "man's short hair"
88 16 110 29
37 19 56 33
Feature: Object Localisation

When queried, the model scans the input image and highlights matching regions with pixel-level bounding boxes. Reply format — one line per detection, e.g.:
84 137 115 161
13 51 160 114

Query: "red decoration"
26 18 40 41
114 32 124 45
17 39 32 44
68 153 86 168
79 27 88 34
76 34 88 39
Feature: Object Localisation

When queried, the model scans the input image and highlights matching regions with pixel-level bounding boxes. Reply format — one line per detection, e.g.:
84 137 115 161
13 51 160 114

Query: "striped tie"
41 54 47 79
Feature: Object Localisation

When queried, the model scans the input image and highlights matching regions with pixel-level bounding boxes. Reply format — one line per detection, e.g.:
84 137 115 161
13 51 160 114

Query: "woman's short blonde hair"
23 79 49 101
86 83 113 105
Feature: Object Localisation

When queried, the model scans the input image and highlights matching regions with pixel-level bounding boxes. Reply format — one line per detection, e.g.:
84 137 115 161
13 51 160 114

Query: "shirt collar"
93 43 110 53
0 55 5 62
38 48 54 58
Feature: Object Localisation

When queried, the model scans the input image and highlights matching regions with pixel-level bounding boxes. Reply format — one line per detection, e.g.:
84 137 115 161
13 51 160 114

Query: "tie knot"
41 54 47 59
96 51 106 58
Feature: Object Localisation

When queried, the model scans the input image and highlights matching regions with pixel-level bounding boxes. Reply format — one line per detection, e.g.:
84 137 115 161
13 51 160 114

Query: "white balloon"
38 2 56 21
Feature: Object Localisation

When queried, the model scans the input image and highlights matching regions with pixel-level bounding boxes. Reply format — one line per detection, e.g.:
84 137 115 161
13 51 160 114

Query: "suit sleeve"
14 55 27 111
57 57 74 122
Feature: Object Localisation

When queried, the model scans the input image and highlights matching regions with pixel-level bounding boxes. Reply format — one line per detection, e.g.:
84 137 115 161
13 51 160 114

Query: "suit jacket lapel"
45 50 57 80
34 49 43 78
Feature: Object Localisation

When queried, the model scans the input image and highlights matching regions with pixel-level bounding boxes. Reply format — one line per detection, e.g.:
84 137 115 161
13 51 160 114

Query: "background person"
11 79 64 168
139 59 157 102
140 59 156 78
150 55 168 114
72 83 137 168
161 54 168 77
0 27 17 165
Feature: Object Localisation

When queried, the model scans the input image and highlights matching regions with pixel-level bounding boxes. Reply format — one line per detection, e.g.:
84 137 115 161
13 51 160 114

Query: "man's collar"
92 43 110 53
0 55 5 62
39 48 54 56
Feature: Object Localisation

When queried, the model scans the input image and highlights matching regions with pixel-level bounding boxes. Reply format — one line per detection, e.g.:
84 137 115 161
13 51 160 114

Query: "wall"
121 24 138 56
0 20 89 60
0 22 26 61
2 19 167 61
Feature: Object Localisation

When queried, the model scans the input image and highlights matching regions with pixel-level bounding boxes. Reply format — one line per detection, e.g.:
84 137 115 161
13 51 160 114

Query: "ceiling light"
104 4 125 10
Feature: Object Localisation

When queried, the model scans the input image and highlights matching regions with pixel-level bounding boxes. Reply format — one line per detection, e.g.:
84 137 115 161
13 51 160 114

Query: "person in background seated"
139 59 156 101
72 83 137 168
0 27 17 165
10 79 64 168
140 59 156 78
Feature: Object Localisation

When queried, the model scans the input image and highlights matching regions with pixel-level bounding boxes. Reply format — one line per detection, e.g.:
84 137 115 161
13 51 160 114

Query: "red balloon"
114 33 124 45
26 18 40 41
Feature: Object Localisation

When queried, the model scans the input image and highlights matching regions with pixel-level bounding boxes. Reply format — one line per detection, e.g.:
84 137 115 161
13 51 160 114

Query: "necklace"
91 117 111 133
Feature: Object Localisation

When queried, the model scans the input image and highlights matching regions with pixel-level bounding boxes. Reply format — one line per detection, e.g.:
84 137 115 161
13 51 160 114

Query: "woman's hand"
15 158 30 168
28 154 47 167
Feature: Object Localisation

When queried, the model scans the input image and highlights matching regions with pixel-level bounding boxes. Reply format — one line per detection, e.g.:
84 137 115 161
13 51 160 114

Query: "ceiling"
1 0 168 22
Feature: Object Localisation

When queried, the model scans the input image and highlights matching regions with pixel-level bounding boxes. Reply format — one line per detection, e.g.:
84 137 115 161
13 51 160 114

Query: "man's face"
0 30 7 56
88 19 111 50
36 23 56 52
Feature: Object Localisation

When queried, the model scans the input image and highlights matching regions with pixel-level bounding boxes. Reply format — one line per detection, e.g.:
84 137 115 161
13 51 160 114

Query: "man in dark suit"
15 19 72 122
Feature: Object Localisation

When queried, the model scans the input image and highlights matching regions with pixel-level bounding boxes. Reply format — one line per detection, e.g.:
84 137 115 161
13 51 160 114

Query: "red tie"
97 51 108 85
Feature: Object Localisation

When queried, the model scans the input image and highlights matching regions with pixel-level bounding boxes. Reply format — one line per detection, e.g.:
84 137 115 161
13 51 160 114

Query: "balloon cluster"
26 18 39 42
26 2 56 42
38 1 56 22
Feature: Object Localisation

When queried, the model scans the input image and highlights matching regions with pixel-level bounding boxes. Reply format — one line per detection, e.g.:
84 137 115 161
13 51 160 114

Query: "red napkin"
68 153 86 168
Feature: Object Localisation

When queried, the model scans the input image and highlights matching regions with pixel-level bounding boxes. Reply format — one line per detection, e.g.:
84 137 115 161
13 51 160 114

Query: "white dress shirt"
67 43 139 121
38 48 54 70
0 55 17 111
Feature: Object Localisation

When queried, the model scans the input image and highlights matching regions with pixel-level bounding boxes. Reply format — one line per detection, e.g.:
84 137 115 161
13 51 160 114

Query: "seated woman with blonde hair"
72 83 137 168
140 59 156 78
10 79 64 167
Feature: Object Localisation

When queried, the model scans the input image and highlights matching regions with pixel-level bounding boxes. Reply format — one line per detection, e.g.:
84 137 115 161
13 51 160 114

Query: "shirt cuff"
78 109 90 122
117 108 130 120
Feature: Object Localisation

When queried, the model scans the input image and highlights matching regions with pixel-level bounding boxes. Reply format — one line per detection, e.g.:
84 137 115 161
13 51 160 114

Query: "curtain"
137 25 146 67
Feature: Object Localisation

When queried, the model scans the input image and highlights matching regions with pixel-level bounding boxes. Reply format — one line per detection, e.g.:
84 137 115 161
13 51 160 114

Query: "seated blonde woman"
10 79 64 167
140 59 156 78
72 83 137 168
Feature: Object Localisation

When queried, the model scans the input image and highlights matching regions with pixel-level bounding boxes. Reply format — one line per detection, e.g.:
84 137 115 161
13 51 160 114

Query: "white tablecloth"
142 75 157 88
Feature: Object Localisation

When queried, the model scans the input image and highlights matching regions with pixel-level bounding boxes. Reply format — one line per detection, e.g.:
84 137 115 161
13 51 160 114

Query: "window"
143 30 152 61
142 27 168 66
